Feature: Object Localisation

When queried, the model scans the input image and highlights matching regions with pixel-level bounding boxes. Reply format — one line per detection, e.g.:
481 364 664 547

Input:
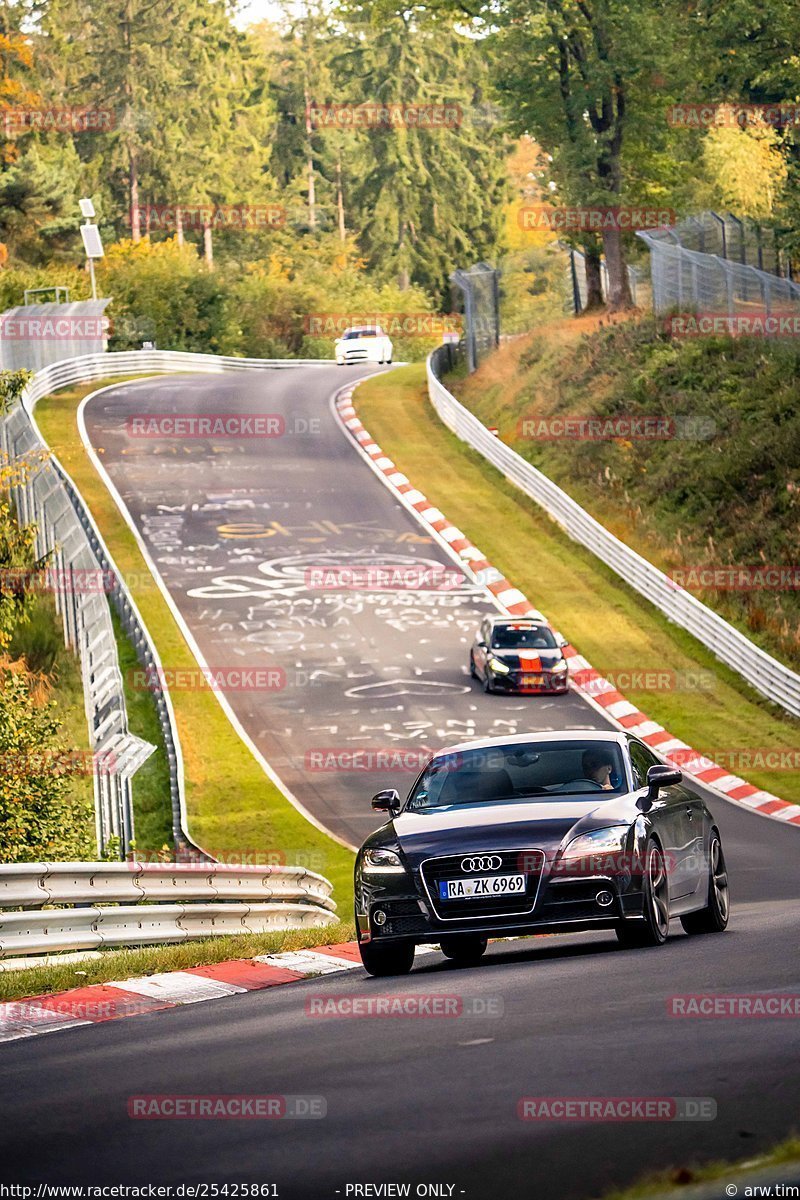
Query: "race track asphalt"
4 365 797 1199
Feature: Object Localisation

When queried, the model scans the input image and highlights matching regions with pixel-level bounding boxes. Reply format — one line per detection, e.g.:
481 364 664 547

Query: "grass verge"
355 365 800 803
0 920 356 1001
602 1134 800 1200
33 379 355 903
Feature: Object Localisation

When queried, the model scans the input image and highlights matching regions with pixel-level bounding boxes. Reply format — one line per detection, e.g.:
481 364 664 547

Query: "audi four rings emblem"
461 855 502 872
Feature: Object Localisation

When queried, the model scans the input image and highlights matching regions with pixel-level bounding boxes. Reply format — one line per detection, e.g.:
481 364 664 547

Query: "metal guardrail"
5 351 337 860
0 862 336 957
427 345 800 718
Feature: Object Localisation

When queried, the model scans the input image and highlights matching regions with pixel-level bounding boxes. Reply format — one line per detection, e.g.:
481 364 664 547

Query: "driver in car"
580 747 615 790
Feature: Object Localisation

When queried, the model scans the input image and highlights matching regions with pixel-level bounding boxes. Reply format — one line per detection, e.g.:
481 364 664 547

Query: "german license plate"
439 874 526 901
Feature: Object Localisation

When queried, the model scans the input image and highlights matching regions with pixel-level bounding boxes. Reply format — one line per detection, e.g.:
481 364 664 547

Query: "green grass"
0 920 356 1001
34 379 355 905
355 365 800 804
601 1135 800 1200
453 316 800 671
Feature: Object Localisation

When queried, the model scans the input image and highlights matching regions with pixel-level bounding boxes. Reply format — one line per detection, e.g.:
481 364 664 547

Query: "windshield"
490 624 557 650
343 328 380 339
406 740 626 810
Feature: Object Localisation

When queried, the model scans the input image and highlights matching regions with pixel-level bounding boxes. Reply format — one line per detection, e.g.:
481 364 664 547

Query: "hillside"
451 316 800 670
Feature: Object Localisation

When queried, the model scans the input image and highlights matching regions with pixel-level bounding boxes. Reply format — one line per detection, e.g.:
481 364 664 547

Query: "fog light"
596 890 614 908
373 909 387 926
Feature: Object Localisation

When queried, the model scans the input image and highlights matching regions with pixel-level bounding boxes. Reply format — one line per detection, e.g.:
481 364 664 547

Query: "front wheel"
439 935 488 966
358 938 415 977
616 838 670 948
680 831 729 935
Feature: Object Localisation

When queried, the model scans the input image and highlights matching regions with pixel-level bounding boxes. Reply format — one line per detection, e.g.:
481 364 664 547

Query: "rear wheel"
680 832 729 935
616 838 670 948
358 938 415 977
439 935 488 966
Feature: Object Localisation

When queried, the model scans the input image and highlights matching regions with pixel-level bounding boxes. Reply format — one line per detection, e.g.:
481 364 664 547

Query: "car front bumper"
356 868 645 944
489 669 569 694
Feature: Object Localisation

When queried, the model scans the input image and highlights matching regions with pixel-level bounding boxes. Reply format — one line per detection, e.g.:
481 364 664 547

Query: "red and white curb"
334 384 800 829
0 943 370 1044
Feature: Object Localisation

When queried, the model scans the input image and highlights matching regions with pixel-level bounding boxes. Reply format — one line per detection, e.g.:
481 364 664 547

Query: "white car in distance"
334 325 393 366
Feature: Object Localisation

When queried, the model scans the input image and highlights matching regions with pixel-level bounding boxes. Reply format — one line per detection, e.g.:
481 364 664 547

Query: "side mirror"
636 764 683 811
554 632 568 649
372 788 401 813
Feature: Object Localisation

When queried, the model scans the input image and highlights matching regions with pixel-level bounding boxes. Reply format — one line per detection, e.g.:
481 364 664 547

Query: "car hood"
488 648 564 670
390 793 639 865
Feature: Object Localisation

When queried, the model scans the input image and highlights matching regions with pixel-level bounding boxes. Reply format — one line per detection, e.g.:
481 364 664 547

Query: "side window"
480 620 491 644
628 739 660 787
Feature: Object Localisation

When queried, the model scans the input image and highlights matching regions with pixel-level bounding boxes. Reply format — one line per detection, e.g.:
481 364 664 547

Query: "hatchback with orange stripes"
469 616 569 694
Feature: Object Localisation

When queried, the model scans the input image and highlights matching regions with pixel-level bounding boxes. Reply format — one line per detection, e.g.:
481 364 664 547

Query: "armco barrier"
427 345 800 718
3 351 334 859
0 861 336 958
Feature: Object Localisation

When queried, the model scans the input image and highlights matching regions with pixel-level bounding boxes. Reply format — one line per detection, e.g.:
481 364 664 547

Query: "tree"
334 3 507 303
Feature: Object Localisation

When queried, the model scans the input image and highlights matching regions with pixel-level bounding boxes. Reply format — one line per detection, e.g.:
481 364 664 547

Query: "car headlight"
550 659 568 674
488 656 510 675
562 825 629 859
362 847 406 874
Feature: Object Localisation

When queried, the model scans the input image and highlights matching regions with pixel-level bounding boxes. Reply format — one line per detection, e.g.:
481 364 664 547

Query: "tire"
469 653 478 679
358 938 415 977
482 673 494 694
439 935 488 965
616 838 670 948
680 831 730 935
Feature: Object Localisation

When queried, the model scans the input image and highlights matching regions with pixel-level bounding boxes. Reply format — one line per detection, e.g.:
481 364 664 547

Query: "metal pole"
570 251 581 314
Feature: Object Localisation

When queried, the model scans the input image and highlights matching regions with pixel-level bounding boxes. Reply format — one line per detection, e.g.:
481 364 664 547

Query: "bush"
0 667 94 862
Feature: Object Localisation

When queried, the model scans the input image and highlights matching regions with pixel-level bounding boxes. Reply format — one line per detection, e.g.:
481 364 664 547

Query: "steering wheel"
567 777 605 791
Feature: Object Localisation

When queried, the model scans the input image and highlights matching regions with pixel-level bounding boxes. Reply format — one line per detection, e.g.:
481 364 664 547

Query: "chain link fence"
637 212 800 316
564 248 646 313
0 399 157 859
450 262 500 372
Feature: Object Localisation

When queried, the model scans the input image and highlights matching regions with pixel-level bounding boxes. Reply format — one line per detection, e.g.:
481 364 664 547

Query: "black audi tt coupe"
354 731 730 975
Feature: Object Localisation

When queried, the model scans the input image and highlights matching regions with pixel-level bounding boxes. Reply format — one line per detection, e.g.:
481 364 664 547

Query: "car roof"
485 615 546 625
430 730 629 759
344 325 384 334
